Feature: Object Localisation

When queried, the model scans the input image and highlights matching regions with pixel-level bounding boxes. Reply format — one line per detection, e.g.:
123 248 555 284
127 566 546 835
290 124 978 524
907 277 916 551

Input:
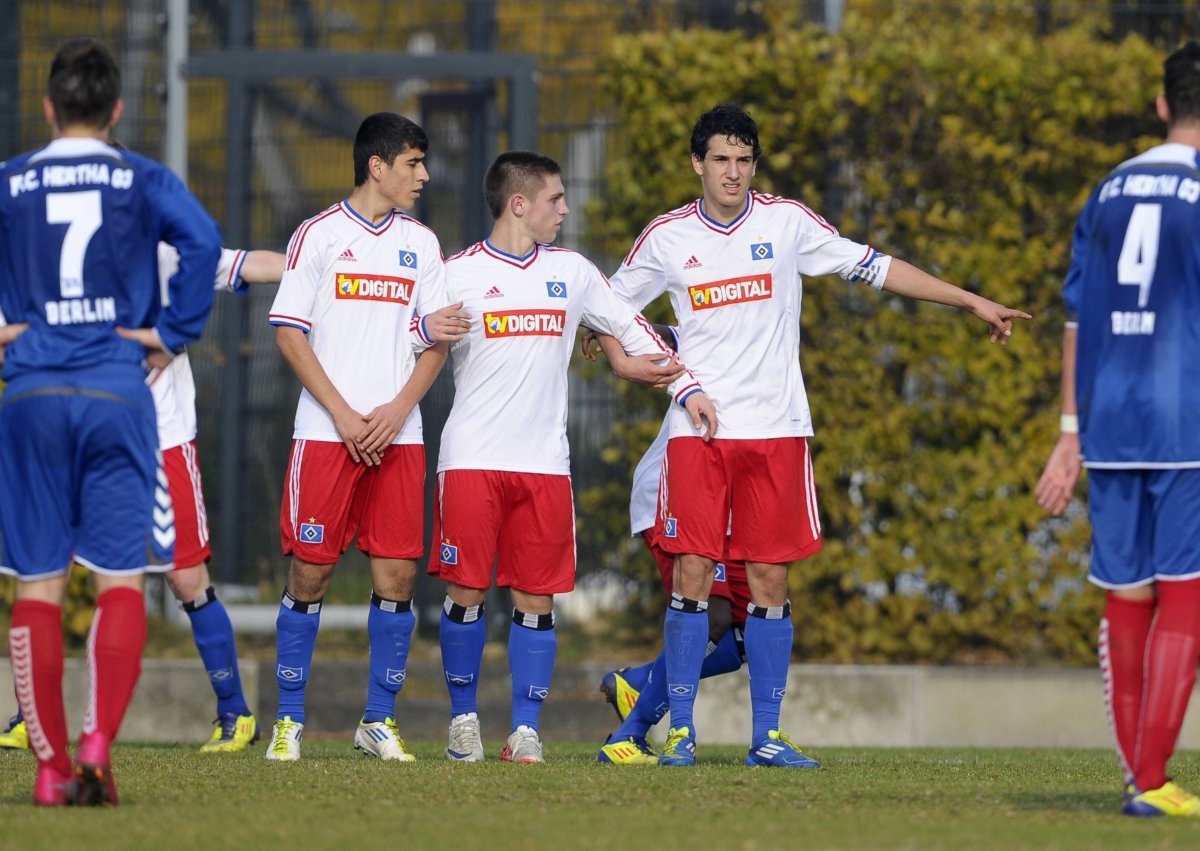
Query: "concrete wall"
2 659 1198 749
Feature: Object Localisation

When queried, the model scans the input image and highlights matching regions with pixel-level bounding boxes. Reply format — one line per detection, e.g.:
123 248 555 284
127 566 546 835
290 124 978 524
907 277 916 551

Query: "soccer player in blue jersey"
0 39 220 806
1038 41 1200 818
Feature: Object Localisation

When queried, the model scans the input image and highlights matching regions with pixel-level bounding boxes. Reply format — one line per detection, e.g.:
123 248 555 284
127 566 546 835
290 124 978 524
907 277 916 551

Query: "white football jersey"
269 201 450 444
629 413 669 536
153 246 248 450
611 190 891 440
438 241 696 475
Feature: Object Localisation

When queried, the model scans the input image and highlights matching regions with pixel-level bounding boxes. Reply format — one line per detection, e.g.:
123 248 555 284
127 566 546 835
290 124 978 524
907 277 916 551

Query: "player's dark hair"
1164 41 1200 126
690 102 762 161
47 38 121 130
483 151 562 220
352 112 428 187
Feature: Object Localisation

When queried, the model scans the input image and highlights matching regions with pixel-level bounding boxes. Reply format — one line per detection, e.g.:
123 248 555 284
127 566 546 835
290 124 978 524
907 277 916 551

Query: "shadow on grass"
1007 790 1121 814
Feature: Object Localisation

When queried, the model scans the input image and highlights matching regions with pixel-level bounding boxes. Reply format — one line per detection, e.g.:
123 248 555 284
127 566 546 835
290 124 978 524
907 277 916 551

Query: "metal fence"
2 0 1197 614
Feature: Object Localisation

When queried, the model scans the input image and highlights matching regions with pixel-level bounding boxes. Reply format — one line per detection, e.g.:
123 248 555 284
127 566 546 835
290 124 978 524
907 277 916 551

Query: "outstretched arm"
238 250 286 284
1036 325 1081 516
882 259 1032 344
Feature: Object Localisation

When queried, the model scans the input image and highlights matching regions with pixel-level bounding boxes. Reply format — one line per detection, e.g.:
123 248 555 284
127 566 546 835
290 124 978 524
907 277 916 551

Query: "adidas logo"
338 248 356 262
682 255 702 270
484 285 504 299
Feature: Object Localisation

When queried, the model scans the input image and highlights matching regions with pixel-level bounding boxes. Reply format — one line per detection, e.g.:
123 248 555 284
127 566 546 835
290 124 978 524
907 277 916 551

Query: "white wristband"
1060 414 1079 434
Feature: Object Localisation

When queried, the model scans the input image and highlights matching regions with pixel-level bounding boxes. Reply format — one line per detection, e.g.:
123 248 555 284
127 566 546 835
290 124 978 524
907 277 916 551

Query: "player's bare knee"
511 589 553 616
287 558 334 601
446 583 487 608
166 564 209 604
369 557 417 601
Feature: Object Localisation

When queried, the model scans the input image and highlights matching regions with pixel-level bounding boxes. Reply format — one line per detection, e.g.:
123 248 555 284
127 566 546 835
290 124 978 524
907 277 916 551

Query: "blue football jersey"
1063 143 1200 467
0 137 221 379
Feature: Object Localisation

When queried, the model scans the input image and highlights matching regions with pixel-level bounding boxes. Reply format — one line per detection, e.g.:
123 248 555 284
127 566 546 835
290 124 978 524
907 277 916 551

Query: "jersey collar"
696 193 753 235
339 200 395 235
481 239 539 269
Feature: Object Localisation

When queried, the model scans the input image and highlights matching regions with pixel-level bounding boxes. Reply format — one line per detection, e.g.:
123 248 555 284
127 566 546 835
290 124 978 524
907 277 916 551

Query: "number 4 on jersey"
1117 202 1160 308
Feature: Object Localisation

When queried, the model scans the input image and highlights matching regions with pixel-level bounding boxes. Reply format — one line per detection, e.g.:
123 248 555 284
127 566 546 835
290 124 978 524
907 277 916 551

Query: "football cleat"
354 717 415 762
745 729 821 768
200 712 259 753
658 726 696 767
265 717 304 761
500 725 544 764
597 735 657 765
1123 781 1200 817
74 732 118 806
446 712 485 762
599 668 640 723
0 714 29 750
33 764 76 807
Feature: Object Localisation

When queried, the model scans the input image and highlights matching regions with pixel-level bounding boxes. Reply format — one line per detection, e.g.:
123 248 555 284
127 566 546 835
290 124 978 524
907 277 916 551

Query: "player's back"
1069 142 1200 465
0 138 193 379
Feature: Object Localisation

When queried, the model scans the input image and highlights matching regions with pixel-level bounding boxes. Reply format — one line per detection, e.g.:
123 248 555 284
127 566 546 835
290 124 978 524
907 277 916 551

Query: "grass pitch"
1 743 1197 850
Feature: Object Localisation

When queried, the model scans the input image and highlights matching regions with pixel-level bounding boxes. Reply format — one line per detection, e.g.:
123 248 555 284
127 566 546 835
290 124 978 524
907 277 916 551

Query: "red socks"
1099 593 1155 783
84 587 147 742
1134 580 1200 791
9 600 71 777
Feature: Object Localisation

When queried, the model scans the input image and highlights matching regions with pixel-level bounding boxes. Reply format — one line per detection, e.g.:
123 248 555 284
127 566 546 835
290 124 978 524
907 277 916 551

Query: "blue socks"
183 586 250 717
614 626 743 740
363 593 415 723
508 608 556 732
663 594 708 734
274 590 321 723
439 597 487 717
744 602 793 743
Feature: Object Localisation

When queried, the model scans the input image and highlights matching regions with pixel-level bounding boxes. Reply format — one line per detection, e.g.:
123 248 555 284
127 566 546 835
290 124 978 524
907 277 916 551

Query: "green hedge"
580 9 1164 663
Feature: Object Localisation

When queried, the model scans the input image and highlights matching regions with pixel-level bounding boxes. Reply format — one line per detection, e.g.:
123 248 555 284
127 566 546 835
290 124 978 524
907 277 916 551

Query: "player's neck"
53 126 110 141
486 220 536 259
1164 122 1200 152
345 185 397 226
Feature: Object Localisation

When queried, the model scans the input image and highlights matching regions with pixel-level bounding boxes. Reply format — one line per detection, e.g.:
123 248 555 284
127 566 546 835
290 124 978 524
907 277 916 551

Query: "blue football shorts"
0 371 160 578
1086 467 1200 589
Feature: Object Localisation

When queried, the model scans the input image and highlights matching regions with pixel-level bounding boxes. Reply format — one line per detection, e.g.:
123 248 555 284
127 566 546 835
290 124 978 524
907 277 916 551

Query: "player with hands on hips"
0 38 221 805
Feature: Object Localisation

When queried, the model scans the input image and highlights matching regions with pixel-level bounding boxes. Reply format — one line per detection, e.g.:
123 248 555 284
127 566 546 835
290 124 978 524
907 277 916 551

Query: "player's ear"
107 98 125 131
1157 93 1172 126
691 153 704 176
43 96 58 131
508 192 525 218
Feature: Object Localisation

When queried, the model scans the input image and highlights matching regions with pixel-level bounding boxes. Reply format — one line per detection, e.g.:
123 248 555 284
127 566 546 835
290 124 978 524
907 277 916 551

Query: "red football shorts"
641 528 750 625
431 469 576 596
660 436 822 564
279 439 425 565
162 440 211 570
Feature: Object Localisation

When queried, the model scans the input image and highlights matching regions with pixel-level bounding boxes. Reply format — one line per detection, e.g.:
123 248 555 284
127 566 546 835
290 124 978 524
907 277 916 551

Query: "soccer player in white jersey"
610 102 1030 767
1037 42 1200 818
432 151 715 763
583 329 758 766
265 112 466 762
0 246 284 756
153 245 284 752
